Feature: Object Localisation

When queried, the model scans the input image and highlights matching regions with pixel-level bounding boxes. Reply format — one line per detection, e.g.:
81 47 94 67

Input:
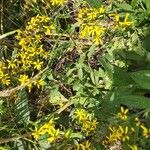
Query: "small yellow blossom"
140 125 150 138
118 106 129 120
7 60 17 69
135 117 141 127
113 13 133 30
48 128 59 143
19 74 29 86
77 140 92 150
44 25 55 35
32 127 40 140
50 0 66 6
33 60 44 70
74 109 89 122
119 126 129 141
1 74 10 85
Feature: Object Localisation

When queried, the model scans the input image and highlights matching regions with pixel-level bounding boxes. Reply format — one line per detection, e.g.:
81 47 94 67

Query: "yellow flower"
77 140 92 150
128 144 138 150
7 60 17 69
19 74 29 86
44 25 55 35
82 119 98 134
135 117 141 127
50 0 66 6
32 127 40 140
34 79 45 89
114 13 133 30
47 129 59 143
33 60 44 70
140 125 150 138
119 126 129 141
74 109 89 122
118 106 128 120
1 74 10 85
106 126 122 144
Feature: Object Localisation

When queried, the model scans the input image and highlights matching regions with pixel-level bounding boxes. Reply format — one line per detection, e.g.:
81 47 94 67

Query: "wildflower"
77 140 92 150
50 0 66 6
118 106 129 120
33 79 45 89
19 74 29 86
82 119 98 134
106 127 122 144
74 109 89 122
32 127 40 140
113 13 133 30
135 117 141 127
1 74 10 85
140 125 150 138
44 25 55 35
47 128 60 143
33 60 44 70
128 144 138 150
119 126 129 141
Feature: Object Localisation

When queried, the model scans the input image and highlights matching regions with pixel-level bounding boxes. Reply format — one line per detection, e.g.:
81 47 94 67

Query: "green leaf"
143 35 150 52
113 66 134 86
85 0 102 9
130 70 150 90
117 95 150 109
115 3 133 11
145 0 150 13
87 45 96 59
99 58 113 80
14 89 30 125
78 68 83 80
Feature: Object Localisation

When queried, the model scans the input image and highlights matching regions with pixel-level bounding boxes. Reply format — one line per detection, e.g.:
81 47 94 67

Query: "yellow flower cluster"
77 3 133 45
80 24 106 45
6 15 54 90
14 15 54 72
74 109 98 135
32 118 60 143
0 61 10 86
18 74 45 92
103 126 129 146
112 13 133 30
77 7 105 23
77 6 106 45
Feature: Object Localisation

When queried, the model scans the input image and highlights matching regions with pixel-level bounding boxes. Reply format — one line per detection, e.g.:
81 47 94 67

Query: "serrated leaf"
14 89 30 125
130 70 150 90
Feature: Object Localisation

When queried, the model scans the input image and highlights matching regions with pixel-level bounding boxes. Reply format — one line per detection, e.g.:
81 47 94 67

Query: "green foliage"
0 0 150 149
